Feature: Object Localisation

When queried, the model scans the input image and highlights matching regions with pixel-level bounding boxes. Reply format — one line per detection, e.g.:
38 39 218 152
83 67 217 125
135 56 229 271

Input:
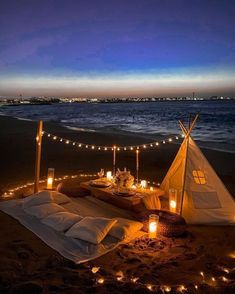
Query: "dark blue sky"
0 0 235 97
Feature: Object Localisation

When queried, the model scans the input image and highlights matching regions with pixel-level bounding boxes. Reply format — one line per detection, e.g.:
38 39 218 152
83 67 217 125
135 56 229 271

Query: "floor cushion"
41 211 82 232
23 191 53 209
109 217 143 240
50 191 72 205
24 203 65 219
65 216 117 244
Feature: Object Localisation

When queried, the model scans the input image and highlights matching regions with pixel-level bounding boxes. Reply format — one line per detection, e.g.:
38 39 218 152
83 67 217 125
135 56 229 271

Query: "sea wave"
64 125 96 132
15 117 33 122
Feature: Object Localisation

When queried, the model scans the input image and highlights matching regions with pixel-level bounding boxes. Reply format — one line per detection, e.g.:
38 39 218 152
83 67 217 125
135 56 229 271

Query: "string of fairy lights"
88 264 234 292
42 131 184 151
1 173 97 199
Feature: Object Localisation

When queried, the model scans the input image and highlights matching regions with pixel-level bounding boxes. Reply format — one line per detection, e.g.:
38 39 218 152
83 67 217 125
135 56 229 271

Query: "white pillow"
65 217 117 244
24 203 65 219
41 212 82 232
109 218 143 240
23 191 53 209
50 191 72 205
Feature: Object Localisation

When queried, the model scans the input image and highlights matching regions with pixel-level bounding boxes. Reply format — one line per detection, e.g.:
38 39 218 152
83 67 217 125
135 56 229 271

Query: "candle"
106 171 112 180
140 180 147 189
150 186 154 191
47 168 55 190
149 214 159 238
169 188 177 213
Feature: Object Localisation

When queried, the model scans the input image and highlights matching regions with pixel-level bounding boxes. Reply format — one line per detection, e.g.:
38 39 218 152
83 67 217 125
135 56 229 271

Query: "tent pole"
179 114 199 215
179 133 189 216
34 120 43 193
113 146 116 175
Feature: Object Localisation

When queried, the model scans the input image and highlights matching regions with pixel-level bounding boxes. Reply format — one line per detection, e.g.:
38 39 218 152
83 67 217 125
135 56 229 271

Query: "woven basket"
139 209 187 237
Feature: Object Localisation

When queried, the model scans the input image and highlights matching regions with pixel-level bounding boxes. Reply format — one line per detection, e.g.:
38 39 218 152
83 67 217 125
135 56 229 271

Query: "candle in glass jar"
140 180 147 189
47 168 55 190
106 171 112 180
169 188 177 213
149 214 159 238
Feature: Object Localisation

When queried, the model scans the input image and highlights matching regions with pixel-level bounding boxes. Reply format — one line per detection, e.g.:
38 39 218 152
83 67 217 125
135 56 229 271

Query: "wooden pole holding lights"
136 149 139 184
34 120 43 193
113 145 116 175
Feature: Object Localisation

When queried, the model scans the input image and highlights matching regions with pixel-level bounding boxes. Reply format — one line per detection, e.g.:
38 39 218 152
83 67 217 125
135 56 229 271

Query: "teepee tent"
160 115 235 225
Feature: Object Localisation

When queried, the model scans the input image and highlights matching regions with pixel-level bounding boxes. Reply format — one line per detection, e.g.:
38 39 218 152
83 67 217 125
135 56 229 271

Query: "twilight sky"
0 0 235 97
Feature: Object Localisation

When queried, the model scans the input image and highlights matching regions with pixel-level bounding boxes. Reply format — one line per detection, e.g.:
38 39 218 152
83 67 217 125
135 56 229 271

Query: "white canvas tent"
160 115 235 225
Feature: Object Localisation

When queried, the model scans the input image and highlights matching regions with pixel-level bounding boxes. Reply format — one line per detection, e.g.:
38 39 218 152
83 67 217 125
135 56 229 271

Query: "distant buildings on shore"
0 95 234 105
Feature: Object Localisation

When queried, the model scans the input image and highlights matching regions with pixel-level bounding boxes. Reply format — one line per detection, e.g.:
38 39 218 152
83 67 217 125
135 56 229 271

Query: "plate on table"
90 180 111 188
114 190 135 197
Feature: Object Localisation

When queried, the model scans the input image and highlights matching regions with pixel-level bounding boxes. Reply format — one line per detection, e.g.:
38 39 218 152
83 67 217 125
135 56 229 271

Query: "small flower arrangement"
115 168 134 188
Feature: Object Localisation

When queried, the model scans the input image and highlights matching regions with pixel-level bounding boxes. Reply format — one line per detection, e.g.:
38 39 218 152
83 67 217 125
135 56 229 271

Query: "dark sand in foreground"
0 115 235 293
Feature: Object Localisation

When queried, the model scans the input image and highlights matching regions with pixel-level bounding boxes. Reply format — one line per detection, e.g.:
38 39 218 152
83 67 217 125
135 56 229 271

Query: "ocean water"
1 100 235 153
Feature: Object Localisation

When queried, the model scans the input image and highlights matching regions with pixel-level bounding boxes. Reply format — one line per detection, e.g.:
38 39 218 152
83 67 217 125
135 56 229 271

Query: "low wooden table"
80 180 165 211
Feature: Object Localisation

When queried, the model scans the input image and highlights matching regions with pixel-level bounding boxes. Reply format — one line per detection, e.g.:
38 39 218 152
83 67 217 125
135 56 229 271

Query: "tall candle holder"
47 168 55 190
169 188 177 213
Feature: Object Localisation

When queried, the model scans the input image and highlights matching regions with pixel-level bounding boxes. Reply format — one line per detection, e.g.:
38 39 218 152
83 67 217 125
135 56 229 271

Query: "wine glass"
98 168 104 178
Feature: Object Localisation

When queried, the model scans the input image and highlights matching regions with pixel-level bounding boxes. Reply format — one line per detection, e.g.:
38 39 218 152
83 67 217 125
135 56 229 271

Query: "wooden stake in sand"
136 149 139 184
113 145 116 175
34 120 43 193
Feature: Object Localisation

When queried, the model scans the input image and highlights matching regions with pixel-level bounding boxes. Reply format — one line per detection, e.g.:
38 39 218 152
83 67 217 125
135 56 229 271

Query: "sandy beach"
0 115 235 293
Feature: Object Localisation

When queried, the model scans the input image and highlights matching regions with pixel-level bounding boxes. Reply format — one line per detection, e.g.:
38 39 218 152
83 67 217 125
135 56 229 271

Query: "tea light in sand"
149 214 159 238
169 188 177 213
140 180 147 189
97 277 104 284
91 267 100 274
47 168 55 190
106 171 112 180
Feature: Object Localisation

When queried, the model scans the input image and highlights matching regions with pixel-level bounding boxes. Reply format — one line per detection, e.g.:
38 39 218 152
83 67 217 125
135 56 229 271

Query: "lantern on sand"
47 168 55 190
169 188 177 213
149 214 159 238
